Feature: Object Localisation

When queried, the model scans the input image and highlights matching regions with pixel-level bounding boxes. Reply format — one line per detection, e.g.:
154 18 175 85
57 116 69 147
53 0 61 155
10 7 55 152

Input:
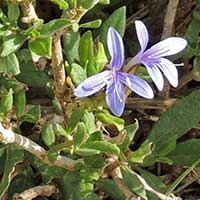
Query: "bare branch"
136 174 182 200
0 123 77 171
51 6 87 125
20 0 38 23
13 185 58 200
161 0 180 39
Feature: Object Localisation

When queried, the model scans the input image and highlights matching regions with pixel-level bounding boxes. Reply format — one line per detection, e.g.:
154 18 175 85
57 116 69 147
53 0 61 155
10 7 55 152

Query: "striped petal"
74 70 111 97
145 64 164 91
126 20 149 68
143 37 187 59
107 27 124 70
156 58 178 87
135 20 149 52
106 78 125 116
119 72 154 99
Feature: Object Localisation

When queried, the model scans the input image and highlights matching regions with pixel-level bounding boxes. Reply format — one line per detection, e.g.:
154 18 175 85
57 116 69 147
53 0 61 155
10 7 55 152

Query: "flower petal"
135 20 149 52
156 58 178 87
74 70 111 97
143 37 187 59
107 27 124 70
125 20 149 68
145 64 164 91
106 79 125 116
119 72 154 99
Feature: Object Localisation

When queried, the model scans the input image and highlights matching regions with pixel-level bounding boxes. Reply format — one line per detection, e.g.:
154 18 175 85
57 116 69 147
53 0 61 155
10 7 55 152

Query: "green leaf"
80 169 99 189
70 63 87 86
1 34 26 57
78 0 99 9
75 148 100 156
50 0 69 9
96 179 125 200
28 36 52 58
99 0 110 4
84 154 104 168
84 141 120 155
27 105 41 122
157 134 177 157
52 98 62 114
55 123 68 137
63 31 80 64
0 8 8 23
41 124 55 147
155 157 173 165
17 61 50 88
128 139 154 164
139 169 167 200
20 113 37 124
193 54 200 81
185 11 200 57
0 88 13 117
139 169 167 192
14 89 26 119
7 1 20 22
121 166 147 200
99 6 126 50
193 42 200 81
8 172 35 199
80 19 102 29
67 108 85 134
86 131 104 143
19 105 42 125
86 42 107 76
96 111 124 131
62 170 98 200
119 120 139 152
167 139 200 166
79 31 93 66
125 121 139 144
0 53 20 75
0 77 22 92
74 122 88 147
148 89 200 158
16 48 32 64
47 143 67 162
26 154 66 184
40 18 71 35
0 145 24 198
81 111 96 133
68 0 77 8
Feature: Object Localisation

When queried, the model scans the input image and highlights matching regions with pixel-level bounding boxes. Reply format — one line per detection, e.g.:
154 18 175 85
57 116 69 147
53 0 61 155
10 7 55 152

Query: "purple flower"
126 20 187 91
74 27 154 116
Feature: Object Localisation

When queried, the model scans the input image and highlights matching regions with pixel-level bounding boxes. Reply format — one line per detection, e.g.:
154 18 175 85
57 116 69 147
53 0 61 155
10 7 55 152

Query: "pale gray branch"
13 185 58 200
0 123 77 171
136 174 182 200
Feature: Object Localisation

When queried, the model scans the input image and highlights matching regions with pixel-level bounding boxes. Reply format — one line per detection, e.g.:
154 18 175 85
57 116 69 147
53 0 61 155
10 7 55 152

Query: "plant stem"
0 123 77 171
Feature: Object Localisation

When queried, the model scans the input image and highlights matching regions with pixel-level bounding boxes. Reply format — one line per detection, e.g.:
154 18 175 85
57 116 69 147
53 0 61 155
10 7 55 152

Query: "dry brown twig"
126 97 177 110
50 7 87 126
19 0 38 23
13 185 58 200
19 0 87 125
